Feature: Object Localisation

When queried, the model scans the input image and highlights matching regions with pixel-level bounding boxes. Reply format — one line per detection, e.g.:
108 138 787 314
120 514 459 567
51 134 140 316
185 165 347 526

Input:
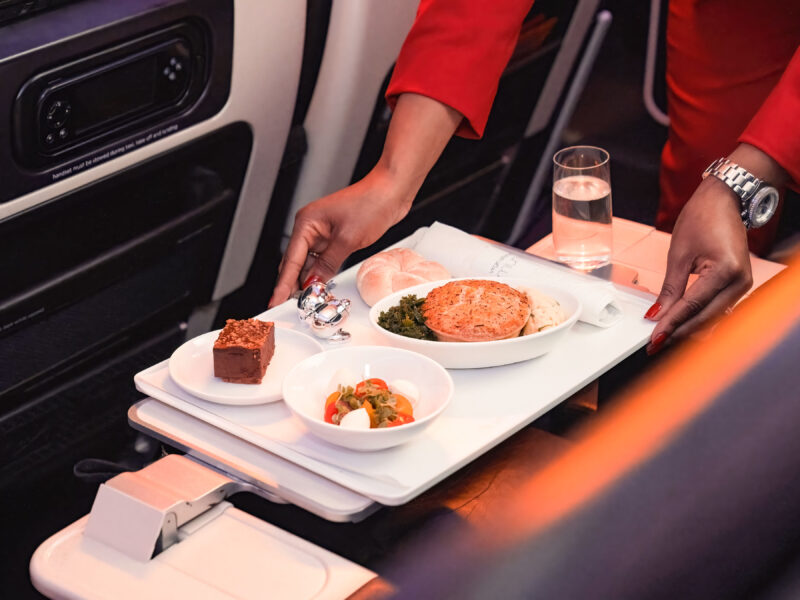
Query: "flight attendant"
647 0 799 352
270 0 800 353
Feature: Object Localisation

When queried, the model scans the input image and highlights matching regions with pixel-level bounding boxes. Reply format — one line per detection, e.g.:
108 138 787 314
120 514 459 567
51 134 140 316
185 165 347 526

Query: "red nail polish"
646 332 668 355
302 274 323 289
644 302 662 320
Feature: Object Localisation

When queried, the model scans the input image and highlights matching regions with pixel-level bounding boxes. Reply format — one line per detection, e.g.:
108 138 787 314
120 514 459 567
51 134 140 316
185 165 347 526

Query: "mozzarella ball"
327 368 358 395
389 379 420 408
339 407 371 430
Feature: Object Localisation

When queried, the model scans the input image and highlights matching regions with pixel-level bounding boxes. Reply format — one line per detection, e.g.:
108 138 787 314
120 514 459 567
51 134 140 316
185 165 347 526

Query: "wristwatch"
702 158 780 229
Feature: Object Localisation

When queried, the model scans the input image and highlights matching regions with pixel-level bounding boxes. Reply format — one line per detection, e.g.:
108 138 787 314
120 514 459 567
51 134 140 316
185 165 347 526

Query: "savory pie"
422 280 531 342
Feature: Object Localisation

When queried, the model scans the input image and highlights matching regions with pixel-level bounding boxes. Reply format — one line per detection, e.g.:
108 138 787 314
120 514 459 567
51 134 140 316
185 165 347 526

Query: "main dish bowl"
368 277 582 369
282 345 454 451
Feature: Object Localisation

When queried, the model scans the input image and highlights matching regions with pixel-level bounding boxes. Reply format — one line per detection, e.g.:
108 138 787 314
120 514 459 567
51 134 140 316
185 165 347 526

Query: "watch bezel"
703 158 780 230
748 185 780 229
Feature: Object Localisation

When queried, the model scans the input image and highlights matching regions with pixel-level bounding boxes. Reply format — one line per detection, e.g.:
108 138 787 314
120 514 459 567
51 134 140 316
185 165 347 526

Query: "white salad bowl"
368 277 582 369
281 345 454 451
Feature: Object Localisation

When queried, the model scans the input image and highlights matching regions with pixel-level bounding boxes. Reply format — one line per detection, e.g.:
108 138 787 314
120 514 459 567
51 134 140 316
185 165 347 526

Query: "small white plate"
169 327 324 405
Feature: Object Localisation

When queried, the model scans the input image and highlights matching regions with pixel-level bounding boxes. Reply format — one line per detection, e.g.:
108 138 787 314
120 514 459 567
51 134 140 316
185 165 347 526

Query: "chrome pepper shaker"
296 276 351 342
296 278 331 321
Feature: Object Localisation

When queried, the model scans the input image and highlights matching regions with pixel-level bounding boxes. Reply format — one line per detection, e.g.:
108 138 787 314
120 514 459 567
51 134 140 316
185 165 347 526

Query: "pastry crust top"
422 280 531 342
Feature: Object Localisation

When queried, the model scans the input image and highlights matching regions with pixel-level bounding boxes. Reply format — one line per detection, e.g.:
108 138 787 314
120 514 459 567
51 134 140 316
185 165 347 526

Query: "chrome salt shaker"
309 298 351 342
296 279 331 320
296 278 351 342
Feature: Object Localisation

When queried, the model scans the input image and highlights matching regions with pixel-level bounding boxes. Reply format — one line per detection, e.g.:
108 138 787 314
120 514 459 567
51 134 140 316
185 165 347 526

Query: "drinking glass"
552 146 612 270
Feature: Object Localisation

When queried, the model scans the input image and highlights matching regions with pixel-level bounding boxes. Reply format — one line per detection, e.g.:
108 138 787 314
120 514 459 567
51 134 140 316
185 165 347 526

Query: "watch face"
749 187 780 228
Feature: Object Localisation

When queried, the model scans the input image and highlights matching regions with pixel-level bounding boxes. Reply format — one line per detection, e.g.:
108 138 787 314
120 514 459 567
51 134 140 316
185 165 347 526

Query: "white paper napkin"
412 222 623 327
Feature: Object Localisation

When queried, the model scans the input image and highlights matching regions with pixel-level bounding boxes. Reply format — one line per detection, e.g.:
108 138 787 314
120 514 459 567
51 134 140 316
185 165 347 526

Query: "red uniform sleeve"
386 0 534 139
739 45 800 187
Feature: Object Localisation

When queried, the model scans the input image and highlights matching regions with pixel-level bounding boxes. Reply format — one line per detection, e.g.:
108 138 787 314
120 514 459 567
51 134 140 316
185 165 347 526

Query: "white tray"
135 238 655 506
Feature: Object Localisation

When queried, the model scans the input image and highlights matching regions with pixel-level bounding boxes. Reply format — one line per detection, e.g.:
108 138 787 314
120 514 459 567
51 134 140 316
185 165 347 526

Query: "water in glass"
552 147 612 270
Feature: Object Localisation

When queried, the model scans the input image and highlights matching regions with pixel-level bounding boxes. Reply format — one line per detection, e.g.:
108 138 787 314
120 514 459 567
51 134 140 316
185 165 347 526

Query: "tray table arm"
83 453 269 561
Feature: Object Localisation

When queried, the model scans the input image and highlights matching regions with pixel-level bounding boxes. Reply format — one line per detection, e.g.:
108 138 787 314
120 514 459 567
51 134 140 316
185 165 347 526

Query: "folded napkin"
412 222 623 327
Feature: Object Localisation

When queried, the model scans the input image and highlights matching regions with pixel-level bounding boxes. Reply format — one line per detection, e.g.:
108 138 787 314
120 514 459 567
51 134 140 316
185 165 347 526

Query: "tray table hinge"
83 454 252 561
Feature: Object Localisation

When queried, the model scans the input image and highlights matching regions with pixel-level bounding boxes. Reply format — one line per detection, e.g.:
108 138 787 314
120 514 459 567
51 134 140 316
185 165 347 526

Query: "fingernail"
644 302 662 320
302 274 323 289
646 332 668 355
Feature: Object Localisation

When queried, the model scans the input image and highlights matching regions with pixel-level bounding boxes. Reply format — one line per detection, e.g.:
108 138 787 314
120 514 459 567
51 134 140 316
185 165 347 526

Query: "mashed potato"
522 287 566 335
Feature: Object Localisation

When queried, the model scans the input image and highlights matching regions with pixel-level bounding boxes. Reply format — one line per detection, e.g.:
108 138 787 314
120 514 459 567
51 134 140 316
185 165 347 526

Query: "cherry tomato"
361 400 377 428
323 391 341 424
385 413 415 427
325 391 340 408
393 394 413 417
324 402 338 424
355 378 388 396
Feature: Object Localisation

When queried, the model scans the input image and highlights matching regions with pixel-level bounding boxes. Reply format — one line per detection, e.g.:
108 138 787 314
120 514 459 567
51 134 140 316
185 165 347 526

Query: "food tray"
135 231 655 506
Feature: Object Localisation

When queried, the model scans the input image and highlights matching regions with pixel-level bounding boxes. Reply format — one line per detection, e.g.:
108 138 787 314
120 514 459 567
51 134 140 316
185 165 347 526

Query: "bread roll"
356 248 450 306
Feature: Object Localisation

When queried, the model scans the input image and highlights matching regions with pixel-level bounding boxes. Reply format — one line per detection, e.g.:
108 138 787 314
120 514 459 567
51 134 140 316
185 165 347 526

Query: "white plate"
368 277 581 369
169 327 324 405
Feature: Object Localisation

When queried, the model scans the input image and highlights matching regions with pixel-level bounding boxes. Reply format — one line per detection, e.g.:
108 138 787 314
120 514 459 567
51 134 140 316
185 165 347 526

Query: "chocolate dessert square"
213 319 275 384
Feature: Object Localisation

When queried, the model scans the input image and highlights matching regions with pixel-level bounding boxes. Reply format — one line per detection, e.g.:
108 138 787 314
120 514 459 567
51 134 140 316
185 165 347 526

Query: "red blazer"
386 0 533 139
659 0 800 251
386 0 800 247
741 46 800 188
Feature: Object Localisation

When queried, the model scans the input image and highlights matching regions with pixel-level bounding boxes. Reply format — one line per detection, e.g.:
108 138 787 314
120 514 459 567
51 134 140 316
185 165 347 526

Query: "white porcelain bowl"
368 277 581 369
281 345 454 451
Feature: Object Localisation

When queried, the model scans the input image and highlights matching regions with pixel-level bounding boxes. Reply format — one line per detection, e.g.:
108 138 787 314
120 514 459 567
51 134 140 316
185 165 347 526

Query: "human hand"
269 93 463 308
269 169 412 307
644 175 753 354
